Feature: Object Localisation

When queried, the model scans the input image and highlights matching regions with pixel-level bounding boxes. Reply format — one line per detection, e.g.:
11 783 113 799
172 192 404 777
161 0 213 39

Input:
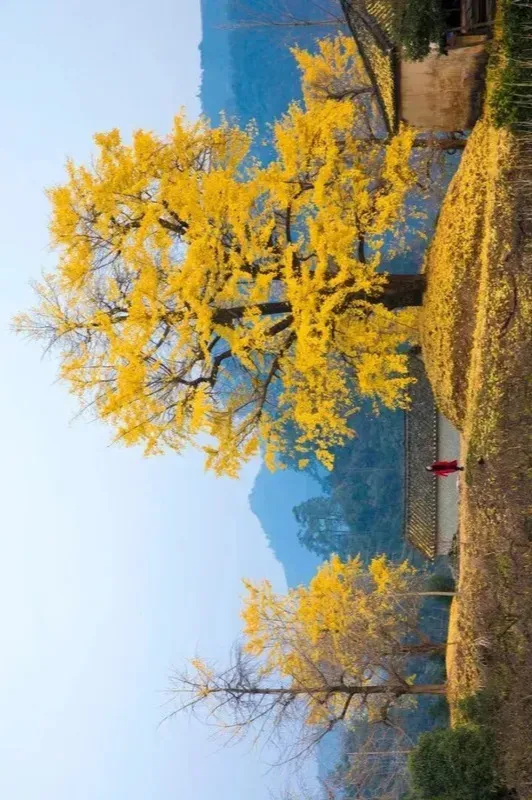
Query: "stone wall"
398 44 487 131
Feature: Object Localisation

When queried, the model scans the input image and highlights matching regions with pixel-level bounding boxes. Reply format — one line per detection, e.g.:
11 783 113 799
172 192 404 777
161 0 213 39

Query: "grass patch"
420 120 515 429
421 60 532 796
414 2 532 789
429 134 532 784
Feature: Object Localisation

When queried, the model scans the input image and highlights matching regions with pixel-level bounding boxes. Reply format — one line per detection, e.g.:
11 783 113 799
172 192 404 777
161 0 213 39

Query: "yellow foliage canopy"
293 33 395 135
293 35 371 107
16 39 420 475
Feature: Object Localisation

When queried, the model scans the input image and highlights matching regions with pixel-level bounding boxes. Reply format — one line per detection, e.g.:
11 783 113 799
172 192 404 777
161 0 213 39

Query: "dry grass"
423 125 532 793
409 0 532 786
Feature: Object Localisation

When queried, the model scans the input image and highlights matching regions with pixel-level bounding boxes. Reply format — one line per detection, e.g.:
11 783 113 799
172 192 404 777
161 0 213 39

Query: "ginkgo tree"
169 556 448 762
15 38 425 475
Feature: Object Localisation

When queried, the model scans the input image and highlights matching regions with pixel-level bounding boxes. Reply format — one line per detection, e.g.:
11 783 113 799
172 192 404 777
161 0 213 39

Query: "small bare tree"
168 644 444 765
167 556 448 764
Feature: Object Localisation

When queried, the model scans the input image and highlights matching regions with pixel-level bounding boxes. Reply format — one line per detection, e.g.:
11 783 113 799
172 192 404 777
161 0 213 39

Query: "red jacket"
430 459 459 477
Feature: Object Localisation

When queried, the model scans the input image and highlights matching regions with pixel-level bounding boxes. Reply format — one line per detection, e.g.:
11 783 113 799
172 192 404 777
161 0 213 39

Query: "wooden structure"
450 0 496 35
340 0 496 133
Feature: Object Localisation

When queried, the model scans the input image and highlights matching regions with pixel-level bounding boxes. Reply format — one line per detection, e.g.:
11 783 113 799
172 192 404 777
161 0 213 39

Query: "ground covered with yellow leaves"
421 119 532 794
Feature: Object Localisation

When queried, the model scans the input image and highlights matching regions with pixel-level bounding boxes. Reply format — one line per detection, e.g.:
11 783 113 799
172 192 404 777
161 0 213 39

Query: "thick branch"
213 301 292 326
158 216 189 235
213 275 425 327
341 273 425 311
176 348 232 388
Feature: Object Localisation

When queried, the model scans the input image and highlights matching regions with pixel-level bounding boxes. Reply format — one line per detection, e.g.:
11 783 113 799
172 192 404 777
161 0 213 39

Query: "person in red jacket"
426 459 464 477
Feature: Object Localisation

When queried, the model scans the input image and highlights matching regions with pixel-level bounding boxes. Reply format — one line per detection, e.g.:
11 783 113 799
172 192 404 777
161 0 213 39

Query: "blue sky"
0 1 299 797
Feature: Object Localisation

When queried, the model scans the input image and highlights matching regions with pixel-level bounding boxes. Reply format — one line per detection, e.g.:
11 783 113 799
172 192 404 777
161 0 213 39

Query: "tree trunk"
213 274 425 325
397 642 447 655
396 591 456 597
340 683 447 696
405 684 447 695
378 273 425 309
413 136 467 151
245 682 446 697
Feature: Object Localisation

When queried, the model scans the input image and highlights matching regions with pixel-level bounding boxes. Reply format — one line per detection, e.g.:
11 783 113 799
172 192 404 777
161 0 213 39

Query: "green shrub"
490 0 532 129
426 572 456 595
428 694 450 725
408 724 500 800
398 0 446 61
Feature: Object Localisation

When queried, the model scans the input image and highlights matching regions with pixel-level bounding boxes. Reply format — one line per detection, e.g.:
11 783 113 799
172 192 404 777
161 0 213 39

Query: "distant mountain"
249 463 322 588
199 0 235 122
199 0 334 159
248 406 415 589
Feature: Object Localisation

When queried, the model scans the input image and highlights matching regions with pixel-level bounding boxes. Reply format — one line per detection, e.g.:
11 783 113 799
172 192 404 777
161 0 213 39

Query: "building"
340 0 496 134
